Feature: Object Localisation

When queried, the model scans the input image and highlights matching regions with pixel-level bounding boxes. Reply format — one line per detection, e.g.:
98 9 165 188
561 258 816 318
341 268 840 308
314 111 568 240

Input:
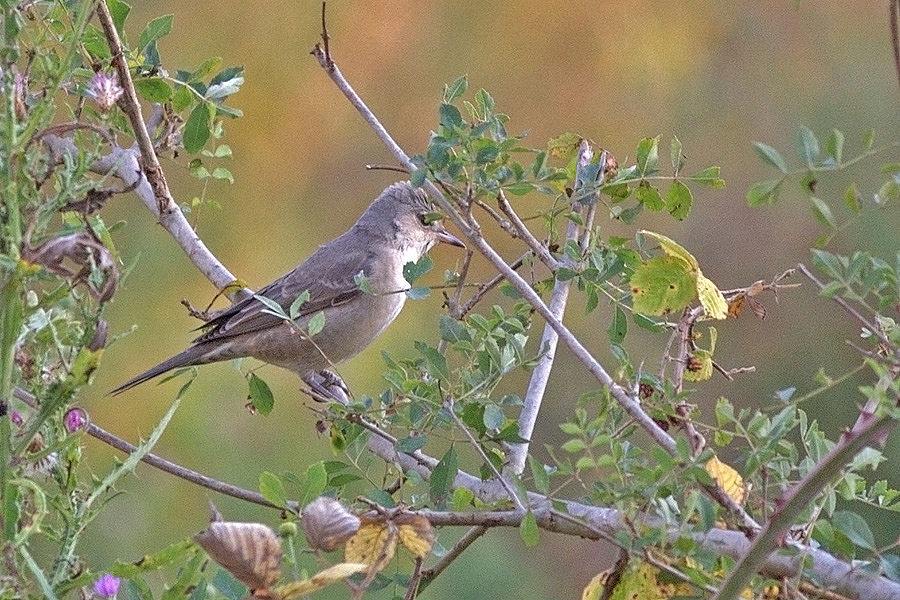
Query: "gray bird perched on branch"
111 181 464 395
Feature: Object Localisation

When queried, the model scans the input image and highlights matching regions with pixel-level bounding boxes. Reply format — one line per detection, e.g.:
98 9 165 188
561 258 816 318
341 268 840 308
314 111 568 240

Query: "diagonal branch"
311 42 759 531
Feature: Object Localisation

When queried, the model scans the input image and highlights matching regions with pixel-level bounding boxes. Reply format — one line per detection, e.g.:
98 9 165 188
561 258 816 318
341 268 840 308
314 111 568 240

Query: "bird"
110 181 464 395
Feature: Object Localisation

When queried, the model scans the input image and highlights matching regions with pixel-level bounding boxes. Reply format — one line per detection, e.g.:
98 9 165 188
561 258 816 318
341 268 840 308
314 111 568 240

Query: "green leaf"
690 166 725 187
354 271 373 295
172 84 194 112
665 180 693 220
639 230 699 269
475 88 495 118
475 144 500 164
483 403 504 430
862 128 876 150
403 255 433 284
519 511 539 547
875 180 900 205
746 178 783 206
248 373 274 416
306 311 325 337
833 510 875 551
844 183 861 213
528 456 550 495
107 0 131 36
630 256 696 316
452 486 474 511
397 435 427 453
406 286 431 300
137 14 173 55
410 167 427 187
211 167 233 183
259 471 287 508
500 181 532 196
636 136 660 176
752 142 788 173
288 289 310 319
443 75 468 103
439 315 471 344
430 447 458 503
300 461 328 506
183 103 212 153
825 129 844 164
439 103 463 129
697 275 727 320
809 197 836 229
606 305 627 344
795 125 820 167
561 439 586 452
133 78 172 103
415 341 449 381
635 181 664 211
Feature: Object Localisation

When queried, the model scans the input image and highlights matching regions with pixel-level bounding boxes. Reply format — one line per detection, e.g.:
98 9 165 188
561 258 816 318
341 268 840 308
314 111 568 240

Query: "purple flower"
64 407 87 433
87 72 123 111
92 574 120 598
10 410 23 426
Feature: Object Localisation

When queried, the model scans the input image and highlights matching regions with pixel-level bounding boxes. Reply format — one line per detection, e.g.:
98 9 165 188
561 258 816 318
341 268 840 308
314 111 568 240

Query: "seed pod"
301 496 361 552
194 521 282 591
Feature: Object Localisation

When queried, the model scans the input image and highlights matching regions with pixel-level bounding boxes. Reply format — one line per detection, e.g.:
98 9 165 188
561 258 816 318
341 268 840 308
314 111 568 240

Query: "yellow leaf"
395 514 435 559
640 230 728 320
344 521 397 572
639 230 698 270
697 274 728 320
275 562 368 599
705 456 747 505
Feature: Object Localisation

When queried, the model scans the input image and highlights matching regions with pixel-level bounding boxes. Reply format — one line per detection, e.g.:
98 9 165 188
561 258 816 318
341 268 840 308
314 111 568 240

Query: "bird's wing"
192 240 371 344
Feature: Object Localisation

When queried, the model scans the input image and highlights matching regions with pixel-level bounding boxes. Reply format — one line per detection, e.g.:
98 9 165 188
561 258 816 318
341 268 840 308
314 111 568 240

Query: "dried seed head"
194 522 282 591
301 496 361 552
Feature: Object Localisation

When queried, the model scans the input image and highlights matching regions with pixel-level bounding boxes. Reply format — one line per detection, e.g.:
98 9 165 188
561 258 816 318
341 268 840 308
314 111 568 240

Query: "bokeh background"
83 2 900 598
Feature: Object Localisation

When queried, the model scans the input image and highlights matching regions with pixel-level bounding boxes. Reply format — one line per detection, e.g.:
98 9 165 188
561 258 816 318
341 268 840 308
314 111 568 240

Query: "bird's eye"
419 211 442 225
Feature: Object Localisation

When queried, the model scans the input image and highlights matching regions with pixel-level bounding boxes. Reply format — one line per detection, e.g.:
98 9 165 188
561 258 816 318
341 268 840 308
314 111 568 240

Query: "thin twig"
496 189 560 271
419 525 488 591
444 397 527 513
452 252 528 319
798 262 900 362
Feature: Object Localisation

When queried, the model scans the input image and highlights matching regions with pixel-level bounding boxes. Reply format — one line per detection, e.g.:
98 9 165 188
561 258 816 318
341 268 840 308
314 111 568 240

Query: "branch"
90 3 248 299
40 134 242 295
12 386 277 509
95 2 173 216
507 141 597 475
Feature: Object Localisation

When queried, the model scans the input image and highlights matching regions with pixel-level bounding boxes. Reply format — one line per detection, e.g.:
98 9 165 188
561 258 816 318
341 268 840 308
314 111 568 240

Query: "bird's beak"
436 227 466 248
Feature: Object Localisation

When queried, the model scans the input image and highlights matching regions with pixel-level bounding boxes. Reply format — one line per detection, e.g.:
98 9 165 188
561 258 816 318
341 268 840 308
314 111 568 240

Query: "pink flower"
64 407 88 433
87 72 123 111
10 410 23 426
92 574 120 598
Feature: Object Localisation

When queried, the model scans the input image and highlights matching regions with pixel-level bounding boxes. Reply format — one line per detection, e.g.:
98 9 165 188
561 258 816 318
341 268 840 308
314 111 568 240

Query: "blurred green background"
83 2 900 597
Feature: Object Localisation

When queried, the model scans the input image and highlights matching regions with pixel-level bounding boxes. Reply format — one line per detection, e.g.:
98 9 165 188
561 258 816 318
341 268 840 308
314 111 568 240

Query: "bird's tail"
108 348 205 396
